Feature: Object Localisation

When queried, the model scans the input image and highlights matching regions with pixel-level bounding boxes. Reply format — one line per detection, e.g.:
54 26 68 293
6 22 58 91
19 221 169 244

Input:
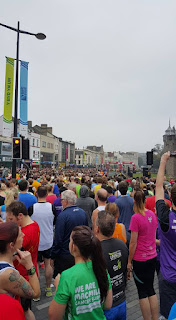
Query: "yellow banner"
83 151 85 161
3 57 15 124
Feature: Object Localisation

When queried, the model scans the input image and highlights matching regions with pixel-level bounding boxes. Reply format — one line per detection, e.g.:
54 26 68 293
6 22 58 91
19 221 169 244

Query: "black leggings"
133 258 156 299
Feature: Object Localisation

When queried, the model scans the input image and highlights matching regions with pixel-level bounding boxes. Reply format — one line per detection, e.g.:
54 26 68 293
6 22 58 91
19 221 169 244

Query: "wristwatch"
27 266 36 276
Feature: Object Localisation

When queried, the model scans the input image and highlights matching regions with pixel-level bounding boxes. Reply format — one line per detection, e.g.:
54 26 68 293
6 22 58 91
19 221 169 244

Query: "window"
42 141 46 148
78 160 81 164
38 151 40 158
51 143 53 149
33 150 35 158
47 143 50 148
37 140 39 147
33 139 35 146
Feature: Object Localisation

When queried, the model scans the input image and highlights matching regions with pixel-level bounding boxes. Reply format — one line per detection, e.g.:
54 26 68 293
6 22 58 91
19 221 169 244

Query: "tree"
152 144 164 169
138 157 143 167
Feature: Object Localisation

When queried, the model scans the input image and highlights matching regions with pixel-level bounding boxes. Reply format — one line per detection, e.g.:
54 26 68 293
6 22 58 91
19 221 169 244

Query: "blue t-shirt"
53 197 62 218
115 196 134 242
168 302 176 320
18 192 37 209
53 184 60 198
0 205 6 221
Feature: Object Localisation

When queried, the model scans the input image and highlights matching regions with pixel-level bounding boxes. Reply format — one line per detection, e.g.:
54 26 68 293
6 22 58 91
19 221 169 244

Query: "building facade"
75 146 104 166
0 136 12 168
32 123 75 167
28 131 40 165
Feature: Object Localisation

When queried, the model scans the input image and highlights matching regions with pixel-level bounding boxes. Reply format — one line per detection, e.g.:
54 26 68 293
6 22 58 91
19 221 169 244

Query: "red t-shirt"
0 294 25 320
145 196 171 213
46 194 57 204
170 180 175 185
14 221 40 280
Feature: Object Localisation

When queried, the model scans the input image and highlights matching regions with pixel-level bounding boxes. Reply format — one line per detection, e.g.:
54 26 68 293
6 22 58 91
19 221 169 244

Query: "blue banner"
20 61 28 138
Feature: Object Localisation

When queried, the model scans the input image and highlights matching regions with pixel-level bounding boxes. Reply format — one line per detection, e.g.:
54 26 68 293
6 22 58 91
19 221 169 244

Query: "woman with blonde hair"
0 183 6 198
46 184 57 204
107 180 116 191
105 203 126 243
0 188 18 221
127 191 158 320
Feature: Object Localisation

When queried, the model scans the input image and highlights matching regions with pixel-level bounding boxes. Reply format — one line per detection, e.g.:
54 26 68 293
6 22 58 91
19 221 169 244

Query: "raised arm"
155 152 170 202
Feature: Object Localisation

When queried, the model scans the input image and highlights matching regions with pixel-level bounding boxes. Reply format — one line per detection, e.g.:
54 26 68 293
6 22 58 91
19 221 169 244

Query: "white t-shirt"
31 202 54 251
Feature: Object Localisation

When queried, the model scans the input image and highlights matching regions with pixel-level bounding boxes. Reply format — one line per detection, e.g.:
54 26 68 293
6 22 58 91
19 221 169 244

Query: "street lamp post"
0 22 46 178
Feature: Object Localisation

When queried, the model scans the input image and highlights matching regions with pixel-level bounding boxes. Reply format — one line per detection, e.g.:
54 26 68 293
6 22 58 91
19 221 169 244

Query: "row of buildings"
0 116 75 168
0 115 139 169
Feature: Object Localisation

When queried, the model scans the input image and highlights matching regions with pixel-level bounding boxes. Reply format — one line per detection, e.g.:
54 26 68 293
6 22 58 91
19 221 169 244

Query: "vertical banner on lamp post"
96 155 98 166
3 57 15 137
66 146 68 167
83 151 85 166
20 61 29 138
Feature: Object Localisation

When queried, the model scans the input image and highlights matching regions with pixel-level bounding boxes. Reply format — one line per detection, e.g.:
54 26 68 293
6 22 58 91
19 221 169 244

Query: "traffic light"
22 139 30 160
12 137 22 159
146 151 153 165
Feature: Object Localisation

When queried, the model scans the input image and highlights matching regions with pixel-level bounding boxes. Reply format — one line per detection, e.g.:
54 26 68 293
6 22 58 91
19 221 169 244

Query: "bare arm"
15 249 40 298
1 269 38 299
92 208 98 233
3 249 41 298
103 288 113 310
127 231 138 279
48 300 66 320
155 152 170 202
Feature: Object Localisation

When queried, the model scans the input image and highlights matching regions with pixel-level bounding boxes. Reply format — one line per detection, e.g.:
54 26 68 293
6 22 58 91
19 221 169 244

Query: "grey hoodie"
76 185 95 228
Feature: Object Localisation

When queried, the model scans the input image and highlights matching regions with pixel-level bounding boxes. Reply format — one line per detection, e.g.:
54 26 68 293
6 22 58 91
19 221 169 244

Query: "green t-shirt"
54 260 111 320
76 184 81 198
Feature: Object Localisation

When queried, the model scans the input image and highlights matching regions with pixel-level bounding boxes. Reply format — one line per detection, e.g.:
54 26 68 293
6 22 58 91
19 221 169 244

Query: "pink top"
129 210 157 261
46 194 57 204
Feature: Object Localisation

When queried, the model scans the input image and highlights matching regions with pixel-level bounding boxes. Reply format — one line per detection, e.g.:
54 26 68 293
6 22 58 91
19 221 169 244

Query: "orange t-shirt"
112 223 126 243
32 180 41 191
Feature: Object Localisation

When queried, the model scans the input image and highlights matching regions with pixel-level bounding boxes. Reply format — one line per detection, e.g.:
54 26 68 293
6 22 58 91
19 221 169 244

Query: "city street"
32 268 159 320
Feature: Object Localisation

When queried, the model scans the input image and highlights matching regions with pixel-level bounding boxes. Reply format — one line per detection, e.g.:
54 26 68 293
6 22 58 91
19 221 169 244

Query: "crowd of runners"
0 151 175 320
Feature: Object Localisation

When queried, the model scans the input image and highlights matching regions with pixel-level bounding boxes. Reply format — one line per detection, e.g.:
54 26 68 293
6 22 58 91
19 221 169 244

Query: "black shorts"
37 248 51 262
53 255 74 278
159 272 176 318
132 257 156 299
21 297 31 312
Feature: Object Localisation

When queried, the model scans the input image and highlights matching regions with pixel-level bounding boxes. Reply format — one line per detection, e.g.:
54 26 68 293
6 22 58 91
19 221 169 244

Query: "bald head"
96 188 108 203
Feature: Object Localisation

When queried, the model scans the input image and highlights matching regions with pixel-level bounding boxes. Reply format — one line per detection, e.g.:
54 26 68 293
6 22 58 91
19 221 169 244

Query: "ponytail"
91 235 109 302
133 190 145 215
72 226 109 302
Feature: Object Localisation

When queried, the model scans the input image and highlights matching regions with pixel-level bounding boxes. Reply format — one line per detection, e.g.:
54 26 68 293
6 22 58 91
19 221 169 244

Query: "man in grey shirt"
76 185 95 228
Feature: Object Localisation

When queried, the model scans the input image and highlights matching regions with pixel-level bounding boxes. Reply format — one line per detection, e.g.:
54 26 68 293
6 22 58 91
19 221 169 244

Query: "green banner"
3 57 15 124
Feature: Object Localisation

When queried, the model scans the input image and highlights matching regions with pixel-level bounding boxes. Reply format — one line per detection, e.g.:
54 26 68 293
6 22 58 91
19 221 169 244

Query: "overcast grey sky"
0 0 176 152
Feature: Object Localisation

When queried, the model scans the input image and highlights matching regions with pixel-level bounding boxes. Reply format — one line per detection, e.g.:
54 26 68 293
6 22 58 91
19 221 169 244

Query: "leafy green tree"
138 157 143 167
152 144 164 169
